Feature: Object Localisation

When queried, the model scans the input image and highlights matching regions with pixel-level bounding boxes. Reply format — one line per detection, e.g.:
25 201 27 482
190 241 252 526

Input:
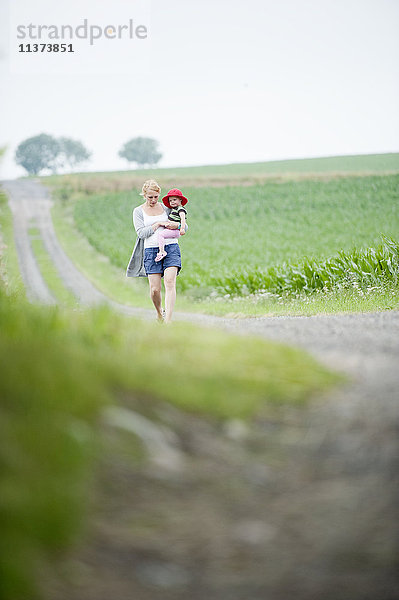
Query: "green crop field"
42 153 399 314
71 174 399 296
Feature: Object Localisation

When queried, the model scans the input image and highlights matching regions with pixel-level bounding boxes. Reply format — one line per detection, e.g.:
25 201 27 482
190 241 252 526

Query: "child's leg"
155 229 180 262
158 228 166 255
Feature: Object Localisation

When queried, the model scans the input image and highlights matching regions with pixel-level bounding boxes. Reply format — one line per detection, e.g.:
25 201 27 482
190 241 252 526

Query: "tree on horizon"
118 137 162 168
15 134 91 175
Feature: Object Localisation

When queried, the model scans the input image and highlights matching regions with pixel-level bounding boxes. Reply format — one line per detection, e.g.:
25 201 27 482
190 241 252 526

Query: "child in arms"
155 188 188 262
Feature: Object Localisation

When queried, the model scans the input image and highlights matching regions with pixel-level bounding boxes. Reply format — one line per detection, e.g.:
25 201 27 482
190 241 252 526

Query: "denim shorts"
144 243 182 276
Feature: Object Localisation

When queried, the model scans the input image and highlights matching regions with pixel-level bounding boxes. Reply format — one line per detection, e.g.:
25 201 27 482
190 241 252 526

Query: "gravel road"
1 178 398 599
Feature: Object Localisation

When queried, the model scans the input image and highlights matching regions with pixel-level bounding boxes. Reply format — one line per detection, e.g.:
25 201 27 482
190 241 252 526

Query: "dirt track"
1 178 398 599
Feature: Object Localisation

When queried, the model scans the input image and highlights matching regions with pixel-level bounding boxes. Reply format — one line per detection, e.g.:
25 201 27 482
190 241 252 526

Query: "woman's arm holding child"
133 207 164 238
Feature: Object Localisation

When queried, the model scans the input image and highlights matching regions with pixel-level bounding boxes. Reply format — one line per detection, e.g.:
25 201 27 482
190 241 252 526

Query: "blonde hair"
140 179 161 197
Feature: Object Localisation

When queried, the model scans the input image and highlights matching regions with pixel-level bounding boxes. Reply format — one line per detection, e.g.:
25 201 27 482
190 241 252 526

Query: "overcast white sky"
1 0 398 179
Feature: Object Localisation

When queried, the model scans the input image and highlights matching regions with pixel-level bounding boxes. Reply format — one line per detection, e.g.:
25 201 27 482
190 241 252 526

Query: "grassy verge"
0 190 25 296
28 228 77 307
0 283 338 599
51 198 151 307
193 284 399 317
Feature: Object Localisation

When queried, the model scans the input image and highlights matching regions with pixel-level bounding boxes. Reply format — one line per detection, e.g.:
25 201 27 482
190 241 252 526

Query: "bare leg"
155 229 180 262
148 273 163 320
155 228 167 262
163 266 178 324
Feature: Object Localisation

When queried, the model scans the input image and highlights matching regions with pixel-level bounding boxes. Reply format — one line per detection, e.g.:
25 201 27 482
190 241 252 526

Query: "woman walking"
126 179 186 323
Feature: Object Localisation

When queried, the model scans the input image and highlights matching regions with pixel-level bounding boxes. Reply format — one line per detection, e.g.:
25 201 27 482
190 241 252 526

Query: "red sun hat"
162 188 188 208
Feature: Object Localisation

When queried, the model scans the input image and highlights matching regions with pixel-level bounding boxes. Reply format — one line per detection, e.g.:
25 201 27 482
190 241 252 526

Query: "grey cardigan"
126 205 172 277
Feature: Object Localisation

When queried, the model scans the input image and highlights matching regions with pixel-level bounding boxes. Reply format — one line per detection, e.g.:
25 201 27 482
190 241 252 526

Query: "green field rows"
71 175 399 297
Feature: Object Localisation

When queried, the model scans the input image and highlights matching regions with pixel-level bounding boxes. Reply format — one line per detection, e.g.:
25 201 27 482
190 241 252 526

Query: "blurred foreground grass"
0 186 338 597
0 279 338 599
